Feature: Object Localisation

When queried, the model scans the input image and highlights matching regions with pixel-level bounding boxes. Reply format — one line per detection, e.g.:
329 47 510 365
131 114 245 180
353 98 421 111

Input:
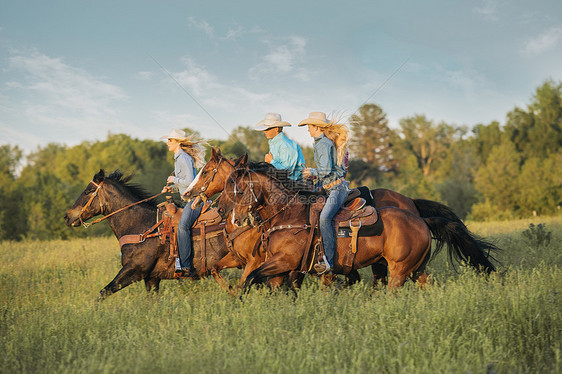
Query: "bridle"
232 169 298 229
78 180 164 228
194 157 234 205
78 180 105 228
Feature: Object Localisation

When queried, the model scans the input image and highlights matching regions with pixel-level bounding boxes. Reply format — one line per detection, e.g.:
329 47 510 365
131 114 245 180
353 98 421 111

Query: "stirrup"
313 255 331 275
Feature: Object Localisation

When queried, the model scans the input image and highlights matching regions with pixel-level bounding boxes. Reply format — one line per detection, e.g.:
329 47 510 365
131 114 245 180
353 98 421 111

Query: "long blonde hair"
179 139 207 169
321 119 350 166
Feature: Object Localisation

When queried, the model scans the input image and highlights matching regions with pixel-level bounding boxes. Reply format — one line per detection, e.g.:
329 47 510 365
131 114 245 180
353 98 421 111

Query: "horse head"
183 147 240 208
223 161 269 227
64 169 108 227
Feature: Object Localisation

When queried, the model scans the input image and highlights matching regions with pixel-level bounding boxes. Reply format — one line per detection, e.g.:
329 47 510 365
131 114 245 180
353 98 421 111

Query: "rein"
79 180 165 228
194 157 234 205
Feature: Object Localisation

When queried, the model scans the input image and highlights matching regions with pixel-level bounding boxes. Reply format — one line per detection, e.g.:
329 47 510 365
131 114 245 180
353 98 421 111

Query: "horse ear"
234 153 248 167
216 147 222 156
93 169 105 183
211 147 217 159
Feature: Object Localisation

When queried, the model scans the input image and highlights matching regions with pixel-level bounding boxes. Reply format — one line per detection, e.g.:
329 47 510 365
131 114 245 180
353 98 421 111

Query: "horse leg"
288 271 305 288
386 262 409 291
345 269 361 286
144 277 161 293
243 253 297 293
239 257 266 287
371 262 388 288
99 265 144 300
210 252 243 295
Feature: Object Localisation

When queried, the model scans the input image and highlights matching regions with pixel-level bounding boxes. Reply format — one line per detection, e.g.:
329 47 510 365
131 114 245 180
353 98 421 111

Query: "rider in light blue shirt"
255 113 305 181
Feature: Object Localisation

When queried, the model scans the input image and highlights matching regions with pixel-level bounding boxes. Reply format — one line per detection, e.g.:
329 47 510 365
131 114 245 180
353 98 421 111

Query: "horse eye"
201 171 207 176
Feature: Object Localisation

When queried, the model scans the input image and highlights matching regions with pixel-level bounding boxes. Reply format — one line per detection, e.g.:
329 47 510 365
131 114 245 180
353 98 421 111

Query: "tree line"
1 80 560 241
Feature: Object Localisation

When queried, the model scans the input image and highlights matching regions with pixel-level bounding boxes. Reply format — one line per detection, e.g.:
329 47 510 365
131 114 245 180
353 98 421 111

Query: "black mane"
106 170 158 207
238 162 319 195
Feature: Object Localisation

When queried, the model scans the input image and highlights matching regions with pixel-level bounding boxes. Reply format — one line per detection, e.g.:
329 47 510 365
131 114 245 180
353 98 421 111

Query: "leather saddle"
309 195 378 229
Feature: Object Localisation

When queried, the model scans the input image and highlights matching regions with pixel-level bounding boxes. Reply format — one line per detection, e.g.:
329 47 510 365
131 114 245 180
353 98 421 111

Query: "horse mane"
237 162 318 195
106 170 158 207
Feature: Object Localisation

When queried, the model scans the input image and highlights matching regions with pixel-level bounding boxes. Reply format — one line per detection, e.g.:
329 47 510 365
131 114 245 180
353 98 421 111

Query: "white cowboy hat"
298 112 331 127
254 113 292 131
160 129 200 145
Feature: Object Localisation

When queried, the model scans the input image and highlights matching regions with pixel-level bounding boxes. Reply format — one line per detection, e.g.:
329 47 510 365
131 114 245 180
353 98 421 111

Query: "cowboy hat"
254 113 292 131
298 112 331 127
160 129 201 145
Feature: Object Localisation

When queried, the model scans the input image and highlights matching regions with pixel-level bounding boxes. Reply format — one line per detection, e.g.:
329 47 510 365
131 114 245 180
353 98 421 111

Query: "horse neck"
204 157 235 197
259 177 307 226
101 183 156 237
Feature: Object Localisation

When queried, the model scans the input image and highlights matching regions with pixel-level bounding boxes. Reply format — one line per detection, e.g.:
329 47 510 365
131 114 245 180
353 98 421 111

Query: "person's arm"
270 142 296 170
314 141 332 178
174 154 195 187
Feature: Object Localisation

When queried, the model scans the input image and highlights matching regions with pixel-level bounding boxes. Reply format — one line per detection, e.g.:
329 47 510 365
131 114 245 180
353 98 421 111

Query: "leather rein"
78 180 165 228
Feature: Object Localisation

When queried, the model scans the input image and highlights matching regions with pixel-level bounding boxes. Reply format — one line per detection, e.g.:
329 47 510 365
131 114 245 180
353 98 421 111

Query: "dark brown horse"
64 169 230 299
186 148 498 286
224 162 498 292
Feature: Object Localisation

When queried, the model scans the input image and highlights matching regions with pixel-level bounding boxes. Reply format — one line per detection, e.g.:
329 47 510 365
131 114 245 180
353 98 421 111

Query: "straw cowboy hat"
298 112 332 127
160 129 199 145
254 113 292 131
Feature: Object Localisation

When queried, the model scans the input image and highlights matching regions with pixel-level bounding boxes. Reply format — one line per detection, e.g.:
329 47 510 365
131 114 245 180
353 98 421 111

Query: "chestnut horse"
64 169 230 299
183 150 307 289
224 162 498 292
185 148 498 287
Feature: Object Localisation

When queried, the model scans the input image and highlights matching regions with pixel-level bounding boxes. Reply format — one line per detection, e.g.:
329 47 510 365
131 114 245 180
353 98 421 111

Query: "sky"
1 0 562 154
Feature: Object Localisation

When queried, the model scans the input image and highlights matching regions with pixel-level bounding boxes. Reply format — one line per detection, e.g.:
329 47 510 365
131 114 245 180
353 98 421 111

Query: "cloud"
1 49 137 149
249 36 309 80
187 16 215 38
472 0 500 21
521 26 562 55
187 17 246 42
8 49 127 117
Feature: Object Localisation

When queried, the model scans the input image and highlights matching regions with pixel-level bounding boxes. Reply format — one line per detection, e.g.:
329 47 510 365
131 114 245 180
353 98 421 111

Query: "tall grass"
1 217 561 373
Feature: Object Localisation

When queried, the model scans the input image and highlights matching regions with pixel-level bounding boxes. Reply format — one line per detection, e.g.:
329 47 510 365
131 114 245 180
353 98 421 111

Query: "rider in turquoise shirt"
255 113 305 181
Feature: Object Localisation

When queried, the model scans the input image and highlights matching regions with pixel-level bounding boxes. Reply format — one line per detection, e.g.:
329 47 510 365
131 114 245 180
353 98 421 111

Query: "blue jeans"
319 183 349 267
178 202 203 270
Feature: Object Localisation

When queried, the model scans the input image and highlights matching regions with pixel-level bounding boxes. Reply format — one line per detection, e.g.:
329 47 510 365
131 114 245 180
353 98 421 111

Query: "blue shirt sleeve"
314 141 333 178
271 141 297 171
174 152 195 194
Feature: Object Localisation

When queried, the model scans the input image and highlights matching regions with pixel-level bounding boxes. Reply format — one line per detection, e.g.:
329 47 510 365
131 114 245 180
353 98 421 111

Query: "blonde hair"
179 139 207 169
321 115 350 166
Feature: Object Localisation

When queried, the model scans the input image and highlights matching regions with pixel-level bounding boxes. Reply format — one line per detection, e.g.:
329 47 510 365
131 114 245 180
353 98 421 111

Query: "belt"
323 177 345 190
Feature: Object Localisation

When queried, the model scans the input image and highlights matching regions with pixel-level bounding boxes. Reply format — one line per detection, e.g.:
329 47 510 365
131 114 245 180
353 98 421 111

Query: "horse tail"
423 216 499 274
413 199 467 226
414 199 501 271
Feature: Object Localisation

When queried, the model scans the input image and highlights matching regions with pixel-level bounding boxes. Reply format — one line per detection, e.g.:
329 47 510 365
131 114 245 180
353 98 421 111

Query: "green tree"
516 153 562 216
473 141 522 218
349 103 398 172
0 145 27 240
504 80 562 160
396 115 457 178
471 121 503 165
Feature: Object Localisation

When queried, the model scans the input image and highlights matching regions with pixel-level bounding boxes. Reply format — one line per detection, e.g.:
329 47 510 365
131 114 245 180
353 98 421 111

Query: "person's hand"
302 168 311 179
167 176 175 184
161 185 171 193
265 152 273 163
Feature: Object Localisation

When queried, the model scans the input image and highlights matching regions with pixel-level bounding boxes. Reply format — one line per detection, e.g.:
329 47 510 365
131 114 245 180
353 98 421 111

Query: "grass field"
1 216 561 373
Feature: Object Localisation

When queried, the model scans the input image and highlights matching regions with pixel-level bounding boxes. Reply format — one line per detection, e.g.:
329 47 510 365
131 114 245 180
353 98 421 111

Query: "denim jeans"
177 202 203 270
319 183 349 267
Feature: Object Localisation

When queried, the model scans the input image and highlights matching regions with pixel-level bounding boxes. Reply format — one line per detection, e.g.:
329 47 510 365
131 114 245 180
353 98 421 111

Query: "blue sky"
1 0 561 153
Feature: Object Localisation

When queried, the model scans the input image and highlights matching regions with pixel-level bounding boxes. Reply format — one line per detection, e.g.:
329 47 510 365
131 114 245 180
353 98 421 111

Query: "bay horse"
224 162 498 292
183 150 307 289
186 148 498 287
64 169 230 299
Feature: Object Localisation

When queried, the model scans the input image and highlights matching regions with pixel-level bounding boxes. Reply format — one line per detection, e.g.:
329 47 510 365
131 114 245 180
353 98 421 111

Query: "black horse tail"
414 199 501 273
423 216 499 274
